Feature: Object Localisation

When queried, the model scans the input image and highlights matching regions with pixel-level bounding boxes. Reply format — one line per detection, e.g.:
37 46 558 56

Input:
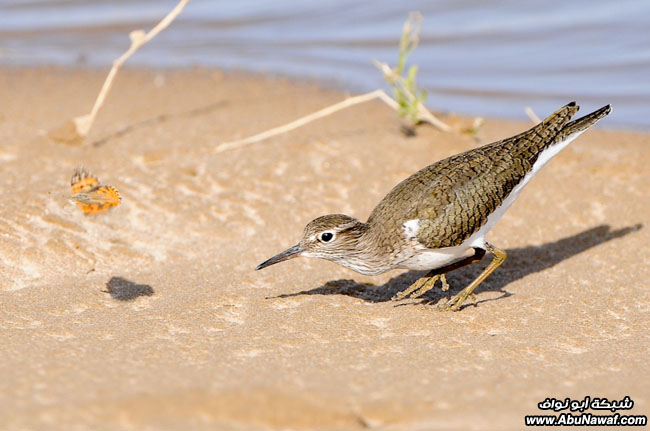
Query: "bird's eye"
319 231 335 242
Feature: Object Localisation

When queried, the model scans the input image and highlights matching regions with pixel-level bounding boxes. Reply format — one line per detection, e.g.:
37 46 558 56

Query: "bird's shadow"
103 276 154 301
270 224 642 308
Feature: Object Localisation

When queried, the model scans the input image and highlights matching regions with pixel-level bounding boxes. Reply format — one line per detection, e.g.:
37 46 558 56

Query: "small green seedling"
390 12 427 126
372 12 452 133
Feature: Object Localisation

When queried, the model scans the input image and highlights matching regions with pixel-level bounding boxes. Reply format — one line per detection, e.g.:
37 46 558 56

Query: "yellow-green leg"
392 273 445 301
437 242 506 311
439 273 450 291
392 248 486 301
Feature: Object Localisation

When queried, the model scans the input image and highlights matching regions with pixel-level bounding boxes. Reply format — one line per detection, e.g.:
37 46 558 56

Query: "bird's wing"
371 102 581 249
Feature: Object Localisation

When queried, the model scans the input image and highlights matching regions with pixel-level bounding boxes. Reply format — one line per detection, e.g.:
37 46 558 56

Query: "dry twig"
49 0 191 145
214 89 399 153
525 106 541 123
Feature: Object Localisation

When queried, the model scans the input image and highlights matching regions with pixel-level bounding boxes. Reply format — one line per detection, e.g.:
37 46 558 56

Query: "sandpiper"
257 102 611 310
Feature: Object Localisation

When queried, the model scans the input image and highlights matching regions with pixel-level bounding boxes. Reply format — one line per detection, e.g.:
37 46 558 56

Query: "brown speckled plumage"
366 103 610 251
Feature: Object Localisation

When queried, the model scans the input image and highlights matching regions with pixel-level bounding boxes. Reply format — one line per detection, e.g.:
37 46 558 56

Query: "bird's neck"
332 221 394 276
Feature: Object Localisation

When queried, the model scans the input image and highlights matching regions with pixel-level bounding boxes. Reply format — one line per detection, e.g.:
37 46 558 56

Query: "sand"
0 67 648 430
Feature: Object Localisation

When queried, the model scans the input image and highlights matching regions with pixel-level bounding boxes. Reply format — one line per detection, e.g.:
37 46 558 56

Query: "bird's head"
256 214 368 271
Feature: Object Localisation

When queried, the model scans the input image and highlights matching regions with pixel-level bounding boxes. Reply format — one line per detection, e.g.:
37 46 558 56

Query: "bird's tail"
534 101 580 142
557 104 612 141
505 101 580 156
507 102 611 163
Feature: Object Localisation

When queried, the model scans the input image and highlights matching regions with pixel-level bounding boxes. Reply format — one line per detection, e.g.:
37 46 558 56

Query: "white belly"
399 245 477 270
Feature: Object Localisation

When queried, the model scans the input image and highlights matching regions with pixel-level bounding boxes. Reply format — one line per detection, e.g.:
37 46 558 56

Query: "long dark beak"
256 244 302 270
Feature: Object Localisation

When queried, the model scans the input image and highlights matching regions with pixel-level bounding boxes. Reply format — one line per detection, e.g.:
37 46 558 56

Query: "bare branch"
525 106 541 124
215 90 400 153
49 0 191 145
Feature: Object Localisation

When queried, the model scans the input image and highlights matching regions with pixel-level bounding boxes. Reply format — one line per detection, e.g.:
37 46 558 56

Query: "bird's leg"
409 273 452 297
392 271 440 300
440 273 450 291
410 274 443 298
438 242 506 311
392 248 486 301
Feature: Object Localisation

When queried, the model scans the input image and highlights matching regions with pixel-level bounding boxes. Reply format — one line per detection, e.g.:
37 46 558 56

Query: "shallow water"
1 0 649 130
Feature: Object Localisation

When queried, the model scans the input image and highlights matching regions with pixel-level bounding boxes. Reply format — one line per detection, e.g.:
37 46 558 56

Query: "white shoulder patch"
402 219 420 239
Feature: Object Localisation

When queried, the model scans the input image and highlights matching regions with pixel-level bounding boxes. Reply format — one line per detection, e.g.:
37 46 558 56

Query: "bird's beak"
256 244 302 270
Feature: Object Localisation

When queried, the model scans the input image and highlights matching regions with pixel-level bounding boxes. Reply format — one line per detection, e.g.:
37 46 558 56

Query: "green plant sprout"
463 117 486 136
392 12 426 126
372 12 452 133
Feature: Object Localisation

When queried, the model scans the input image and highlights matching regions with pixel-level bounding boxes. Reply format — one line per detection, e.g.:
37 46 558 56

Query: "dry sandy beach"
0 68 648 430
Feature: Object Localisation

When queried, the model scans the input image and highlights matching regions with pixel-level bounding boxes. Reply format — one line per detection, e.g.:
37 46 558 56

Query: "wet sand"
0 67 648 430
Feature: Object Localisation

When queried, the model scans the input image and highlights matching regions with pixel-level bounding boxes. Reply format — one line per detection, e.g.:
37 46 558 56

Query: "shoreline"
1 64 644 133
1 67 648 430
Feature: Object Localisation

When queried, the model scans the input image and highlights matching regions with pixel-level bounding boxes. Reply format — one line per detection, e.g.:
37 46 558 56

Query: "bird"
256 102 611 311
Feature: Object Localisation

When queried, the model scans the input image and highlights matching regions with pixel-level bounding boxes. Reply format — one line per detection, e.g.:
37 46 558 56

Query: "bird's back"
367 102 611 250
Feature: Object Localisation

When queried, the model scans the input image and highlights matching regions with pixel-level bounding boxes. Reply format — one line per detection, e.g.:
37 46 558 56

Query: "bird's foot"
437 242 507 311
437 290 470 312
392 274 441 301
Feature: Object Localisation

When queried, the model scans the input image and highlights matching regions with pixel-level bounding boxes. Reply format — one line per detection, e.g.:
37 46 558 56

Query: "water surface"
1 0 648 129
